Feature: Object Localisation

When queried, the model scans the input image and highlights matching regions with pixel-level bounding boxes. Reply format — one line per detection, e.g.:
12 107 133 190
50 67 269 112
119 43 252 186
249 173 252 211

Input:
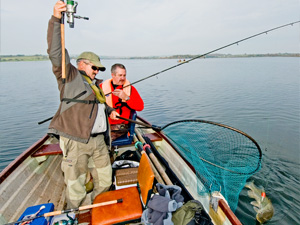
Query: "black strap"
61 90 98 104
61 98 99 104
64 91 87 104
115 100 133 114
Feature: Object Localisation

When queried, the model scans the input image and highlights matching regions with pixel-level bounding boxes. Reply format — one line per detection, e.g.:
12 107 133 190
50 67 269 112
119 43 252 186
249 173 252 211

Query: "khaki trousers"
60 135 112 208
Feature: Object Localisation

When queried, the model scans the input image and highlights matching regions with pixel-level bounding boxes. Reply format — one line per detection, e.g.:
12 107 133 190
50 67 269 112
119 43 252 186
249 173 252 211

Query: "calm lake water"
0 57 299 224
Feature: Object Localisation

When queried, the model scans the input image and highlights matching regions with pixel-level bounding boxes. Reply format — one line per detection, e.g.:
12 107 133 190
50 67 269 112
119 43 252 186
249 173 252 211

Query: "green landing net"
161 120 262 212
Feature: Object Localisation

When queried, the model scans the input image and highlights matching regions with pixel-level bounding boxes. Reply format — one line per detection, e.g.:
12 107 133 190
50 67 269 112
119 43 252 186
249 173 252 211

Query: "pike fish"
245 180 274 224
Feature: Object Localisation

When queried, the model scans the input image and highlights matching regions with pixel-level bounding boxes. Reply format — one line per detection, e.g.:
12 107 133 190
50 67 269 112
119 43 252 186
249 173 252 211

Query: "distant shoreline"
0 53 299 62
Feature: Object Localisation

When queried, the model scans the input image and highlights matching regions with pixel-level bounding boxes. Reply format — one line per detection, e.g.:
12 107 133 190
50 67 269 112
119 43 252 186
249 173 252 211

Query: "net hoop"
162 119 262 175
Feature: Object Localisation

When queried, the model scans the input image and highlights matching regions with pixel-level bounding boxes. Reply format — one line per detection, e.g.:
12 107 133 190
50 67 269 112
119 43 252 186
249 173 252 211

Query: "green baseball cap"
77 51 106 71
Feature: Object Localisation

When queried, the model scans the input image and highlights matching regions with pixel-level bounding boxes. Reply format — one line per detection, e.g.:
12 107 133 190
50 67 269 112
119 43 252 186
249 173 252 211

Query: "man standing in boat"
100 64 144 140
47 1 118 208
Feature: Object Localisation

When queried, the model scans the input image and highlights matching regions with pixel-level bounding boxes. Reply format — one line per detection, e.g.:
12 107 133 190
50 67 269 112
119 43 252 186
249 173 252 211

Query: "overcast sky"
0 0 299 56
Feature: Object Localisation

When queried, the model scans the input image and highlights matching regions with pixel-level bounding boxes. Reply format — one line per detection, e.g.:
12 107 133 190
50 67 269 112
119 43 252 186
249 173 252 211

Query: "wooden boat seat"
32 144 62 157
91 153 155 225
143 132 163 142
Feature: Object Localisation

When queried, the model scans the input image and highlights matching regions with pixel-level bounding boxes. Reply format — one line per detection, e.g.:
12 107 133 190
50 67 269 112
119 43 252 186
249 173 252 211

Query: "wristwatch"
125 96 130 101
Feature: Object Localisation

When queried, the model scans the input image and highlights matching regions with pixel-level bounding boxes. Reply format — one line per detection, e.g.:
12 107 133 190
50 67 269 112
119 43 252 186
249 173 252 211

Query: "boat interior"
0 115 235 225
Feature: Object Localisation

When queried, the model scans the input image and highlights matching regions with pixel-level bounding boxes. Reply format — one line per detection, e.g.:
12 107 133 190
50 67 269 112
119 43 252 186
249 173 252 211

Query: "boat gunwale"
137 116 242 225
0 134 49 184
137 116 196 172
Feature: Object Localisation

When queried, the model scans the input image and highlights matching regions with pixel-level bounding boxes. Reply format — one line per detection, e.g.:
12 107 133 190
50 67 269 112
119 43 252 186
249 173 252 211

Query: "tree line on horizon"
0 53 299 62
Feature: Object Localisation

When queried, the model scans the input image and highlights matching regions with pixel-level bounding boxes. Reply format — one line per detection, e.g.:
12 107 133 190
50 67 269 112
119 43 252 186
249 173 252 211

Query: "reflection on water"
0 57 299 224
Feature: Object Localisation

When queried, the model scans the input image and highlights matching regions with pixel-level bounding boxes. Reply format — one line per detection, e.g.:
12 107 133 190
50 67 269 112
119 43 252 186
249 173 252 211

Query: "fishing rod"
38 20 299 125
116 116 161 130
61 1 66 84
37 1 89 124
119 20 300 90
5 199 123 225
60 0 89 83
134 128 173 185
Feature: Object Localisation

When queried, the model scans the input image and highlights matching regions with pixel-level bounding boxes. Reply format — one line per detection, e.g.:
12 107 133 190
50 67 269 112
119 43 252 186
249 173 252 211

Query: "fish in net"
161 120 262 212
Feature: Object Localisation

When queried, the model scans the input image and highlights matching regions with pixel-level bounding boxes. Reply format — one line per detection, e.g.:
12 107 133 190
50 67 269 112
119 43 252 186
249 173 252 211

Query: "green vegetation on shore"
0 54 49 62
0 53 299 62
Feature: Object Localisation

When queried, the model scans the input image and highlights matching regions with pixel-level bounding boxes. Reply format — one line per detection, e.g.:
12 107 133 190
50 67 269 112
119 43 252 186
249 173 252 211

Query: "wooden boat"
0 116 244 225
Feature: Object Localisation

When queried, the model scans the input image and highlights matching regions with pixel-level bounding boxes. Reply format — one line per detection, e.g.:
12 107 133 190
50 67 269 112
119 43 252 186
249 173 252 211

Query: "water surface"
0 57 299 224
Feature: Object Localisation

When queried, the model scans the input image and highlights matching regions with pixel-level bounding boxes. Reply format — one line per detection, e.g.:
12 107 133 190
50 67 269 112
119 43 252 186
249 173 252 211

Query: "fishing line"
38 20 299 125
105 20 300 95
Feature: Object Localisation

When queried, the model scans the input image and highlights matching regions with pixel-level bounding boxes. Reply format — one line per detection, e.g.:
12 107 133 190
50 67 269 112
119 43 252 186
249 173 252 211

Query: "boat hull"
0 117 241 225
0 136 65 224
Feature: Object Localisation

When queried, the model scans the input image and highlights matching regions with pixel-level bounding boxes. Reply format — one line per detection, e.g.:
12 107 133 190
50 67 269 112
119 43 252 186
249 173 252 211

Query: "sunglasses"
91 65 101 71
84 62 101 71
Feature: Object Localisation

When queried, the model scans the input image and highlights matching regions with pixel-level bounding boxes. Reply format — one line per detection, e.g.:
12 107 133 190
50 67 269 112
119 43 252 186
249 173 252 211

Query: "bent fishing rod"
38 20 299 125
124 20 300 89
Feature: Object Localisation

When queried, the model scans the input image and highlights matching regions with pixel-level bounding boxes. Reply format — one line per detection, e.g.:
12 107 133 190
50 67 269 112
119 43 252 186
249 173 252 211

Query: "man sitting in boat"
47 1 119 208
100 64 144 140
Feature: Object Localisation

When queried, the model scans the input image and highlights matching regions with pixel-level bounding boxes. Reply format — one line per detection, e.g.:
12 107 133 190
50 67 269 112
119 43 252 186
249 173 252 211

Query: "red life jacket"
102 78 131 107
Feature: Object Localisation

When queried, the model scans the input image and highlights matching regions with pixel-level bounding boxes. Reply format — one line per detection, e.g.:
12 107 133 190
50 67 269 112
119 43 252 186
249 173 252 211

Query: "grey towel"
141 183 184 225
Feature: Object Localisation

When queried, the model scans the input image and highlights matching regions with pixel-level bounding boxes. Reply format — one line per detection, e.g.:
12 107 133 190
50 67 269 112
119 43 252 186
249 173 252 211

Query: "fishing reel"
54 213 78 225
65 0 89 28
